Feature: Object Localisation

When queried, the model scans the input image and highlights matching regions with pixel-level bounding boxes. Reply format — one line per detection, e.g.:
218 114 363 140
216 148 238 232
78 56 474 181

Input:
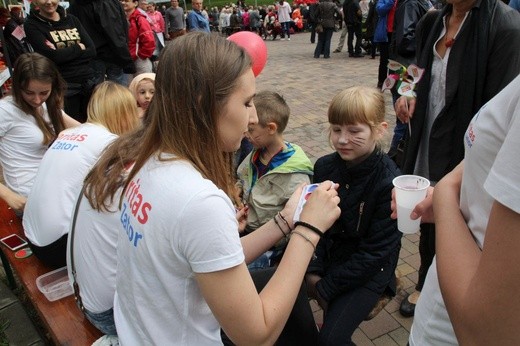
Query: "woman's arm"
196 181 340 345
62 111 81 128
0 183 26 211
436 164 520 344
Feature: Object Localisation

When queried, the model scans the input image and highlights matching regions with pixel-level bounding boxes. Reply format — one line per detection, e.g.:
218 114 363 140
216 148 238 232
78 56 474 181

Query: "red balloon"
228 31 268 77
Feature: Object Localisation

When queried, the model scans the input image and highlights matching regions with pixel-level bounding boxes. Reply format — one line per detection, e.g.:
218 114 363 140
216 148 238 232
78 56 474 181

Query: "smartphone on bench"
1 234 28 251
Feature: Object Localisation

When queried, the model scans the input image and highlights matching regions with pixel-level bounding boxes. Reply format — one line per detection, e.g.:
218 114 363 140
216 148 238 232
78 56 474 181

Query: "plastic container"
36 266 74 302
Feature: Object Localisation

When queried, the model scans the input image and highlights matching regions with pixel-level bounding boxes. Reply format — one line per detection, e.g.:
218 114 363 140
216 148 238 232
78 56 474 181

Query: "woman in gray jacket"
313 0 341 58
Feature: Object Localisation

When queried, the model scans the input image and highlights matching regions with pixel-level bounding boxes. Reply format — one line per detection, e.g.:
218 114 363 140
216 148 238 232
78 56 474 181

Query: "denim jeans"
84 307 117 336
91 59 127 86
314 28 334 58
281 21 291 38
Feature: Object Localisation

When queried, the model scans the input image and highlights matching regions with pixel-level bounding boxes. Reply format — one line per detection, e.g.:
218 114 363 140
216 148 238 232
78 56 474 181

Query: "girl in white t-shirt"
129 73 155 119
0 52 79 213
83 33 340 345
392 75 520 344
23 81 140 269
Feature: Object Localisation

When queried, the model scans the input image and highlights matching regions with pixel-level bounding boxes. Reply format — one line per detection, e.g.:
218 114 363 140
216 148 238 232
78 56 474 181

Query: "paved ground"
254 31 419 346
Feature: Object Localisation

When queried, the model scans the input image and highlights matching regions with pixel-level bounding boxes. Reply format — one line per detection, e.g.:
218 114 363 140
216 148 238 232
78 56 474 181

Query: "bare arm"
433 163 520 344
0 183 26 211
240 182 304 263
62 111 81 128
196 181 340 345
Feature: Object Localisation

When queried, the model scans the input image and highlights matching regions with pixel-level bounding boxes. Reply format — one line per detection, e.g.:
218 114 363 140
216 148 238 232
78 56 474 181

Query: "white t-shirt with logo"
114 156 244 345
0 97 51 197
23 123 117 246
410 74 520 345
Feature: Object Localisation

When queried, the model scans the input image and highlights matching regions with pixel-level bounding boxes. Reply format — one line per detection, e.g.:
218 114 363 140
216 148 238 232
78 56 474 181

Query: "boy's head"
247 91 290 148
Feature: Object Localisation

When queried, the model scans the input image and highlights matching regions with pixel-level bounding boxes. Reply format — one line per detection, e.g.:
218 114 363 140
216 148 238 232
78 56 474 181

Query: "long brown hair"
85 32 252 211
11 53 66 145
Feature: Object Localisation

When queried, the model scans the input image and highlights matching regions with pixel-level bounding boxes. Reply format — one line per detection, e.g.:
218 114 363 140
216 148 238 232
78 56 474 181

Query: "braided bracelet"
294 221 325 238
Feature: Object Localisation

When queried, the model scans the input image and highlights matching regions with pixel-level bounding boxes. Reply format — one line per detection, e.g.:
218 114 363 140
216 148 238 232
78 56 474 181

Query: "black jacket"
344 0 362 25
309 150 402 302
69 0 133 69
24 6 96 83
402 0 520 181
389 0 431 66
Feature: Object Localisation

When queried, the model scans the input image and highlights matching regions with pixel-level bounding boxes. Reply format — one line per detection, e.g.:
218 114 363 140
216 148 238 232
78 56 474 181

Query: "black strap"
70 185 86 312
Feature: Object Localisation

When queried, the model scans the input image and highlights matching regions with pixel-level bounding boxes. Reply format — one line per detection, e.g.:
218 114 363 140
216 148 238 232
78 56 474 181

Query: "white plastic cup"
392 175 430 234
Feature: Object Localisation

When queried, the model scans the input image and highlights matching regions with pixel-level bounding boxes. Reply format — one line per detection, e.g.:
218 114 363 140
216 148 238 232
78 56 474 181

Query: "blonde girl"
129 73 155 119
307 86 402 344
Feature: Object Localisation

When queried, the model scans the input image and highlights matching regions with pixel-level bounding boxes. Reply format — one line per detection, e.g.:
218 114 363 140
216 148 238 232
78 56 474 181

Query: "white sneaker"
288 38 291 40
92 335 119 346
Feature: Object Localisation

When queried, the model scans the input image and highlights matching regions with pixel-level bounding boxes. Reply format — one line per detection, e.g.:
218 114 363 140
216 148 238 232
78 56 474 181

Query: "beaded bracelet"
273 214 289 239
294 221 325 238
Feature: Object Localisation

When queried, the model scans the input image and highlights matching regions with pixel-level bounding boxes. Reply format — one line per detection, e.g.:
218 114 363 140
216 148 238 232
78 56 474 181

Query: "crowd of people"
0 0 519 344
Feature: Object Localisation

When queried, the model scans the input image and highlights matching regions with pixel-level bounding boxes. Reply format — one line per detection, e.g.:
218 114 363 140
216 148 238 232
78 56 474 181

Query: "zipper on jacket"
356 201 365 233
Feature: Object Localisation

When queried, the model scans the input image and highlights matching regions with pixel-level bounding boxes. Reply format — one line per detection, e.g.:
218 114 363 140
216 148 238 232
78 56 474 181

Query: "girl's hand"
236 205 249 233
391 186 435 224
299 181 340 234
5 191 26 212
394 96 416 123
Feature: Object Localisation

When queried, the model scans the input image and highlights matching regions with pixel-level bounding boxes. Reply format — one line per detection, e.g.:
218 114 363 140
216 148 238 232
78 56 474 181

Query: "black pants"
28 233 68 269
347 23 362 55
319 285 381 345
416 223 436 291
221 267 319 346
377 32 392 86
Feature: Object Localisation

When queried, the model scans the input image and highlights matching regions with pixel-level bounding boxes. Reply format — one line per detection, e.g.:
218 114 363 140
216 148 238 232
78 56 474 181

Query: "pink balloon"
228 31 268 77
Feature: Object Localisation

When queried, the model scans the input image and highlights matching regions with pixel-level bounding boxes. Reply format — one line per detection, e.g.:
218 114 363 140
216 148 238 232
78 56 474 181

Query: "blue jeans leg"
323 28 334 58
282 21 290 38
84 307 117 336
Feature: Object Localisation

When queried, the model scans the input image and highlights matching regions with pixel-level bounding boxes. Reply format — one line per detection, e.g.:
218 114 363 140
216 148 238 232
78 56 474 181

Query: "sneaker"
92 335 119 346
333 49 341 53
287 38 291 41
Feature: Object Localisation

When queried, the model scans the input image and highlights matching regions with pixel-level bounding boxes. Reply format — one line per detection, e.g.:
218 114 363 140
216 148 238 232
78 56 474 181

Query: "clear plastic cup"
392 175 430 234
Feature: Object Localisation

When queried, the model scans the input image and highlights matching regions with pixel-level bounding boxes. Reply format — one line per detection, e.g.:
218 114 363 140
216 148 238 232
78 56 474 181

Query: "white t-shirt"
114 156 244 345
410 74 520 345
277 1 291 23
23 123 117 246
0 97 51 197
66 192 121 314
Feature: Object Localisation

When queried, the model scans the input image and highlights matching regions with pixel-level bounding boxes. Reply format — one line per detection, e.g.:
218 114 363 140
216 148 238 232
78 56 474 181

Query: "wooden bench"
0 199 102 345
